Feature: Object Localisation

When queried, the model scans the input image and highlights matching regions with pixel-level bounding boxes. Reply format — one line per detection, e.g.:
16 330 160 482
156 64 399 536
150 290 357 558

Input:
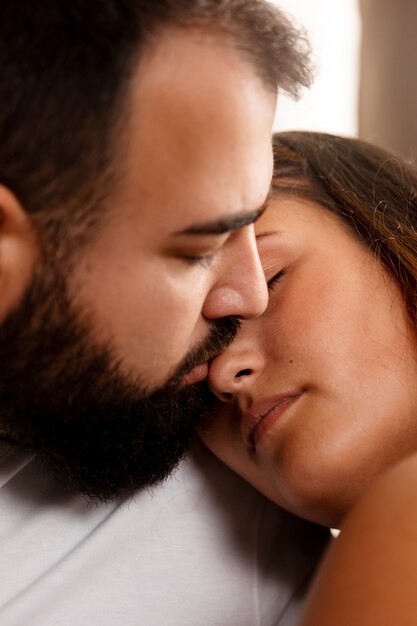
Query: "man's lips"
182 362 209 386
241 391 304 450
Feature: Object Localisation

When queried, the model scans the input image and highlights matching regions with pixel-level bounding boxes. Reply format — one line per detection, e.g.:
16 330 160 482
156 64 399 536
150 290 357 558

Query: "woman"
200 131 417 624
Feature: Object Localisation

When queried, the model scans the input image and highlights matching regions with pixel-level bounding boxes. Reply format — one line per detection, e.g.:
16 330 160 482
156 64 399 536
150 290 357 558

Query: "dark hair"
271 131 417 325
0 1 311 247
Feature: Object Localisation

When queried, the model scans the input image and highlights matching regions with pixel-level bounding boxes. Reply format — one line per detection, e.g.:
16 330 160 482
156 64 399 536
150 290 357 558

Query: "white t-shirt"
0 441 328 625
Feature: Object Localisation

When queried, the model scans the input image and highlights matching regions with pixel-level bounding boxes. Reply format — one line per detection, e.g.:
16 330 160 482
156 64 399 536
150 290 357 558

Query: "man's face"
0 29 276 499
72 29 276 389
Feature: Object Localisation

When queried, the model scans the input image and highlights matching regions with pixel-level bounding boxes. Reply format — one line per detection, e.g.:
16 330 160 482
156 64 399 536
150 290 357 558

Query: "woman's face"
202 194 417 527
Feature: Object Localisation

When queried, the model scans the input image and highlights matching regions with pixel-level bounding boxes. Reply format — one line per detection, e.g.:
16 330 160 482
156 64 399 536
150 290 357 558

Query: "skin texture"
298 452 417 626
202 195 417 527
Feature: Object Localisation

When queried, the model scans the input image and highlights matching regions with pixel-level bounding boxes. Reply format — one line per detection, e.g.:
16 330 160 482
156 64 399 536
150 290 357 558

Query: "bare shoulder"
298 453 417 626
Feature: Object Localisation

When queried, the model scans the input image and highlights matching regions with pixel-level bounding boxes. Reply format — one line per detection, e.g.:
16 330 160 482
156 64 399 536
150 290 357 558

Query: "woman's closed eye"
267 268 287 290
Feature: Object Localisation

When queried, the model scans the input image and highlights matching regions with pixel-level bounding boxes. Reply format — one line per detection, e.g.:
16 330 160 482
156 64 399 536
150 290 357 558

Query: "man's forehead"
138 27 251 82
132 27 269 128
119 27 276 242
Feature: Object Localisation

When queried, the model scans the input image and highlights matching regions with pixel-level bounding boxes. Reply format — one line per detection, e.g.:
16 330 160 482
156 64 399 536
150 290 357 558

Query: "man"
0 2 328 623
0 0 313 500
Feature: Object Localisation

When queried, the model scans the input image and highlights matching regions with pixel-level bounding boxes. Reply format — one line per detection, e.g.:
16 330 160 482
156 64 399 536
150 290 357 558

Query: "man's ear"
0 184 38 322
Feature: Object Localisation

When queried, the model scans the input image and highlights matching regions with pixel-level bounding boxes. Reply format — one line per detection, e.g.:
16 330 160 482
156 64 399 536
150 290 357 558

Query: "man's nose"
202 224 268 321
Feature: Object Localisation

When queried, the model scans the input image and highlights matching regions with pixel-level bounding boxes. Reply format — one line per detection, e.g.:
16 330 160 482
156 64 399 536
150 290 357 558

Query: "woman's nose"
208 344 264 402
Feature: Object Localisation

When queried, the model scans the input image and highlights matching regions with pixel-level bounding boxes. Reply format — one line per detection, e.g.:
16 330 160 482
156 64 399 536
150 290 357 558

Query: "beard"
0 256 238 501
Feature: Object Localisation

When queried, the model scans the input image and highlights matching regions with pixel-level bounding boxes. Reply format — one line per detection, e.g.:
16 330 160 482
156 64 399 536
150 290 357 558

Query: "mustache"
169 316 241 387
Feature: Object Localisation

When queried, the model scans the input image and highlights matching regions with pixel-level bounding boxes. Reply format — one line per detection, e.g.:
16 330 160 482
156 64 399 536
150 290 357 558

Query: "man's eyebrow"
173 203 268 237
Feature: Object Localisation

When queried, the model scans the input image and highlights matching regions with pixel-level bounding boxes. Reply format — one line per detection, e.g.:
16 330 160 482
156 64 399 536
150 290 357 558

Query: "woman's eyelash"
267 269 286 290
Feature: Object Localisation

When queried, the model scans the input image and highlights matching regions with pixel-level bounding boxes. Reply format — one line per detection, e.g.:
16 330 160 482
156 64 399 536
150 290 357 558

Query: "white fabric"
0 441 328 625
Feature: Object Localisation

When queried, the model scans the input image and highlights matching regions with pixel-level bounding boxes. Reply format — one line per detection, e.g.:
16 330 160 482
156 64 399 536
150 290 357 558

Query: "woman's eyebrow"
173 204 268 237
256 230 284 240
256 230 276 240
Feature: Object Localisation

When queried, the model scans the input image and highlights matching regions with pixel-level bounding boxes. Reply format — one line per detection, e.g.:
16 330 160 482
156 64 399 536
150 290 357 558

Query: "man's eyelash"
183 254 216 267
267 269 286 290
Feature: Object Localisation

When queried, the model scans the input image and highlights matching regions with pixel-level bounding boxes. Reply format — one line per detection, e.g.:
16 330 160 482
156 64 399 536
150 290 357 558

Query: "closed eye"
267 269 286 291
182 253 216 267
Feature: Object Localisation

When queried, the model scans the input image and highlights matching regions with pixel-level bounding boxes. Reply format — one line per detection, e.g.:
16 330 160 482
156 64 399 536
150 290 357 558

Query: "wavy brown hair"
271 131 417 325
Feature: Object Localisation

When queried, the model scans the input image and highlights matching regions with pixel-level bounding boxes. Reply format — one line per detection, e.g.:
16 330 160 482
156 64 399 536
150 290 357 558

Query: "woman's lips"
241 391 304 450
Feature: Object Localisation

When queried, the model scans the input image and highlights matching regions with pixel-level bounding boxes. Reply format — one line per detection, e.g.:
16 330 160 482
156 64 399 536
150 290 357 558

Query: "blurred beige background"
272 0 417 164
